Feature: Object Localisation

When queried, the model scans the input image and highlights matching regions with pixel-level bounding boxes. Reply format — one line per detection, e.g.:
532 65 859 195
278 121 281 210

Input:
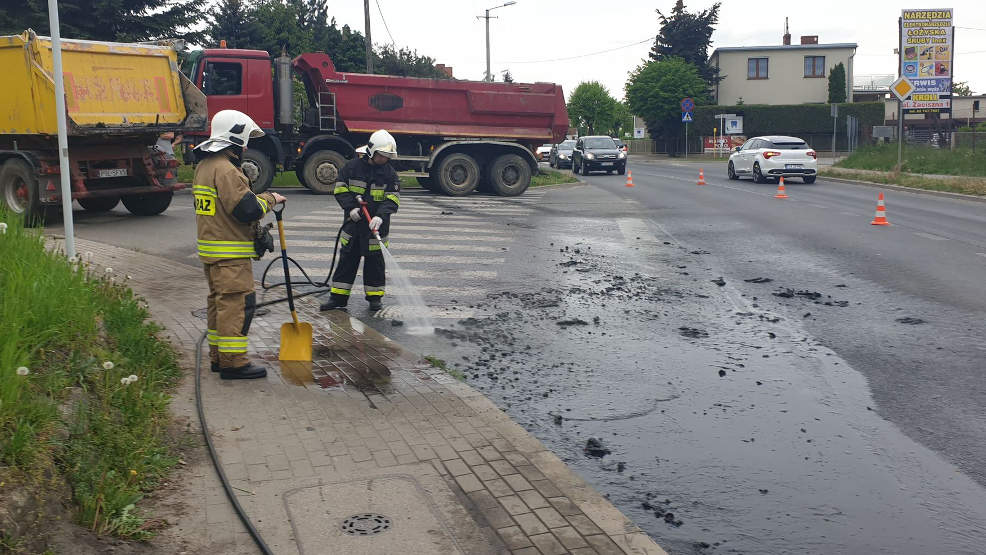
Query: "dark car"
549 139 576 169
571 136 626 175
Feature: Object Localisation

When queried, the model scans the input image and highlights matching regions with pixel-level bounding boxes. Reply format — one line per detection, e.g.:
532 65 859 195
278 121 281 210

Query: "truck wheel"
488 154 531 196
302 151 347 195
241 150 274 194
436 153 480 196
121 191 173 216
0 158 47 227
78 196 120 212
416 176 437 191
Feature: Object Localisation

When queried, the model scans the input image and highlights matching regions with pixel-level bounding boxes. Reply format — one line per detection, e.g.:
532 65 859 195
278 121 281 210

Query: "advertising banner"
900 9 954 114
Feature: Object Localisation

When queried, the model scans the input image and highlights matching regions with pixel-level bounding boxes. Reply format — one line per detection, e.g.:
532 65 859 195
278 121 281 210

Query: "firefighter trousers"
328 249 386 304
204 258 256 368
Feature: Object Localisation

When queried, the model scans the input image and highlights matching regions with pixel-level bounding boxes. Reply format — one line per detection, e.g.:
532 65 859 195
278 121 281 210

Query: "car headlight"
618 151 626 159
585 152 595 160
559 154 567 159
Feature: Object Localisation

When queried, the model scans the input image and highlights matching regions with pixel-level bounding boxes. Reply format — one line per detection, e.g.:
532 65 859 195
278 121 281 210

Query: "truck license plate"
785 164 803 169
96 168 128 178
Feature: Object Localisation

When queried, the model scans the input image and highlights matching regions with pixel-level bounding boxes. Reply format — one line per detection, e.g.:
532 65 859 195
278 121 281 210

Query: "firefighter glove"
369 216 383 232
349 208 361 222
253 223 274 258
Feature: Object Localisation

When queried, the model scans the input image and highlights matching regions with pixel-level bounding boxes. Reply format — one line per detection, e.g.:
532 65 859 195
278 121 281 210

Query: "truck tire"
436 153 480 196
416 176 437 191
241 150 274 194
302 150 347 195
0 158 46 226
78 196 120 212
121 191 173 216
488 154 531 196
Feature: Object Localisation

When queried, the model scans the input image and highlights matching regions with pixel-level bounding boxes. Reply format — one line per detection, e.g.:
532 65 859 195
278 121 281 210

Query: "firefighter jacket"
194 151 277 264
333 157 400 255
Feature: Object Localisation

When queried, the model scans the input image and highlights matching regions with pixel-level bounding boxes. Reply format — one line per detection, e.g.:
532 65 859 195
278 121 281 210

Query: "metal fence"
951 132 986 151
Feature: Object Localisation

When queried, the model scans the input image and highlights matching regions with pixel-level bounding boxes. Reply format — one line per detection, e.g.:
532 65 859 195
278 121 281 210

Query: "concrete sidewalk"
63 237 665 555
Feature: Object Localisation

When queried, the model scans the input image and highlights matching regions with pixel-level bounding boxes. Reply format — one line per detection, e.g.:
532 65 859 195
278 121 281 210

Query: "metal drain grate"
341 513 391 536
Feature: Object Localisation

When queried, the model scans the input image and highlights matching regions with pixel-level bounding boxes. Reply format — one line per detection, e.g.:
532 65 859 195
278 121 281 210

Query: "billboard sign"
900 9 954 114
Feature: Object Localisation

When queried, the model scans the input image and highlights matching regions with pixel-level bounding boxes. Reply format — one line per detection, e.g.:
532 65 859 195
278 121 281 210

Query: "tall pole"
363 0 373 73
47 0 75 259
484 9 491 81
897 101 904 171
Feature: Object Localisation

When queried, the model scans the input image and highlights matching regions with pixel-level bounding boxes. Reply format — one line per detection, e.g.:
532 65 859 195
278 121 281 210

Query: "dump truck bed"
0 30 205 137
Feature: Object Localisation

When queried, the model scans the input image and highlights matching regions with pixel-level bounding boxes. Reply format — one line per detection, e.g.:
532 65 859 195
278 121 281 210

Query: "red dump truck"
0 30 207 224
181 47 568 196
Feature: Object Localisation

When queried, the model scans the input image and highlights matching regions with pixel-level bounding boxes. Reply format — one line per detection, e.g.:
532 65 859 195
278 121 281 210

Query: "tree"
568 82 618 135
502 70 514 83
374 45 451 79
649 0 721 87
205 0 263 49
625 57 708 155
609 102 633 138
827 62 846 103
953 81 973 96
0 0 203 42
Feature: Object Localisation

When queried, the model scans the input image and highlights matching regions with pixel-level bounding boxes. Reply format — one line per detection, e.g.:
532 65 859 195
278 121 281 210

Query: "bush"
835 142 986 177
691 102 885 142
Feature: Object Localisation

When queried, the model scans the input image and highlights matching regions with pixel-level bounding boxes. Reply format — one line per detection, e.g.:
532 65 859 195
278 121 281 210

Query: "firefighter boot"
220 362 268 380
320 294 349 311
368 298 383 312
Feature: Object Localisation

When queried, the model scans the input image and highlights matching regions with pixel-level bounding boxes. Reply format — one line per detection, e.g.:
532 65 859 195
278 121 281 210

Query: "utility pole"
364 0 373 74
47 0 75 258
477 2 516 82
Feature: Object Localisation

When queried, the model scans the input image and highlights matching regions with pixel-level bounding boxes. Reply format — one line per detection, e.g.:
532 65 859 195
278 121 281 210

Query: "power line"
499 37 653 64
375 0 396 44
956 26 986 32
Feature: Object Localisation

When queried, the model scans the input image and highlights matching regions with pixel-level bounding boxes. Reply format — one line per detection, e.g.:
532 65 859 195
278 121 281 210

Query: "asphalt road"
46 166 986 554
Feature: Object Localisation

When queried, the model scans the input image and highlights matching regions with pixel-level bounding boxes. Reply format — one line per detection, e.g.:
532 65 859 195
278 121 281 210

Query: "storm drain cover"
341 513 391 536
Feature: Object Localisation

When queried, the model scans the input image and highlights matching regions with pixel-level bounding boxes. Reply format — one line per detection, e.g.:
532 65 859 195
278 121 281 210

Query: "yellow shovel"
273 204 313 361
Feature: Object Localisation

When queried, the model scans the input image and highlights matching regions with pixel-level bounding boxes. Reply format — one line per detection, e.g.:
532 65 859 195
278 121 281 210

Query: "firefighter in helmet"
194 109 285 379
320 129 400 312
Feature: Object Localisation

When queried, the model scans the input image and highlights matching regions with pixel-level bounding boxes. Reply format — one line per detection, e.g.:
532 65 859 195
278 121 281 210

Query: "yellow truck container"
0 29 207 224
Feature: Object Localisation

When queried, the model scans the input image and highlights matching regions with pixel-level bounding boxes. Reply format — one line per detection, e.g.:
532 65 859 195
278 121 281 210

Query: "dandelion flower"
68 255 79 264
121 377 130 385
0 222 7 234
16 366 29 376
128 374 138 383
126 275 133 281
129 469 137 477
105 267 113 274
102 361 114 370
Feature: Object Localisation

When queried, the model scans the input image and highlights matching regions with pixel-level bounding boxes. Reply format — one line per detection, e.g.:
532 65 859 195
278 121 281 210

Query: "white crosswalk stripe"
281 239 508 252
264 267 497 279
285 252 506 265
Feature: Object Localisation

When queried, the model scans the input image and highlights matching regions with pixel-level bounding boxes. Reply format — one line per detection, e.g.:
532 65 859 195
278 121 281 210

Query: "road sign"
681 98 695 112
890 76 915 102
682 112 693 123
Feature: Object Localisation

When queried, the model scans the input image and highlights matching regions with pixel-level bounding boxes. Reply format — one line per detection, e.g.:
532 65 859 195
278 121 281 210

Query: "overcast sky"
319 0 985 100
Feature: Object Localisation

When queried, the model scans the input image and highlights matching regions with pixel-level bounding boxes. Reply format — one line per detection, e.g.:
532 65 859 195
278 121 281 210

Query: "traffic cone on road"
774 177 789 199
870 192 890 226
697 168 707 185
625 170 634 187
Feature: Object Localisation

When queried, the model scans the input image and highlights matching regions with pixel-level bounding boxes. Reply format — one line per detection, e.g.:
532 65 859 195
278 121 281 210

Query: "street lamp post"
477 1 516 82
47 0 76 259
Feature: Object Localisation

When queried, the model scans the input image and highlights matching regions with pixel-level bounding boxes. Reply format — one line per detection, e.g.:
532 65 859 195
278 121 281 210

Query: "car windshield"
585 138 616 149
770 141 810 150
558 141 575 150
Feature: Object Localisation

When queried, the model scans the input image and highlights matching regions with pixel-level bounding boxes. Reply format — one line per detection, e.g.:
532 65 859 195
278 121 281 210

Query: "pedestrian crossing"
263 189 547 324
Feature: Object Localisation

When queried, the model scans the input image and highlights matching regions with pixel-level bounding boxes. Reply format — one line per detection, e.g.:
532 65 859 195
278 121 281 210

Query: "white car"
727 135 817 184
536 144 552 161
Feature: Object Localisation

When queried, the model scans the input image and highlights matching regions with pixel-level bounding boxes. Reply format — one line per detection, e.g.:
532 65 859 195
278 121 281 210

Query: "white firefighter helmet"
364 129 397 159
196 110 264 153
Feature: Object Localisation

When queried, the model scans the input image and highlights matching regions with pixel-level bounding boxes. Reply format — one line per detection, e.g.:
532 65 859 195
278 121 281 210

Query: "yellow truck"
0 29 207 223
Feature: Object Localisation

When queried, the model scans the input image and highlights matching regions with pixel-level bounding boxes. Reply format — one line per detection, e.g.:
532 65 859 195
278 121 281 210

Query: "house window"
804 56 825 78
747 58 768 79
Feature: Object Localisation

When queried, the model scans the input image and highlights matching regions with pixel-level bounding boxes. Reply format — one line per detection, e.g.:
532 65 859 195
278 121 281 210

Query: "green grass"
836 143 986 177
820 167 986 196
532 169 579 187
0 211 182 545
424 355 465 381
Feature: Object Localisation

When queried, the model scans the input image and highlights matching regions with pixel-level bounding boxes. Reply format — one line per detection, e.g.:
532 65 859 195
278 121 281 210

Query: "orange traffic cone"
697 168 707 185
774 177 789 199
871 192 890 225
625 170 634 187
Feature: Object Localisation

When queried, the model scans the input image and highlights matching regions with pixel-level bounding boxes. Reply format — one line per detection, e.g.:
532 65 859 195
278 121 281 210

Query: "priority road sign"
681 98 695 112
890 76 914 102
682 112 694 123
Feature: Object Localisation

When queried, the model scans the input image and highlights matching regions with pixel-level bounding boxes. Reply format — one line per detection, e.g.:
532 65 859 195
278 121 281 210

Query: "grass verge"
532 169 579 187
819 167 986 196
424 355 465 381
0 211 181 549
835 143 986 177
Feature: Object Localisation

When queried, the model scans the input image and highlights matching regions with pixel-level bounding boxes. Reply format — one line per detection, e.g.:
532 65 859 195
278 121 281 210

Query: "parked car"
549 139 576 169
536 144 553 161
571 136 626 175
727 135 817 184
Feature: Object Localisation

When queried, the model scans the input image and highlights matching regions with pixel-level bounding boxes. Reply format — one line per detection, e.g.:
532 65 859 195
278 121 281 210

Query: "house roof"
710 43 858 58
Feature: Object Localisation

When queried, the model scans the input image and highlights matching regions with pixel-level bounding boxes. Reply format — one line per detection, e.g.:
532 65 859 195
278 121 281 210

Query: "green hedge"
691 102 885 138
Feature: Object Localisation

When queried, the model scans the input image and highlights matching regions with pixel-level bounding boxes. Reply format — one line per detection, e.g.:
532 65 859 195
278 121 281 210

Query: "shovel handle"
273 205 299 323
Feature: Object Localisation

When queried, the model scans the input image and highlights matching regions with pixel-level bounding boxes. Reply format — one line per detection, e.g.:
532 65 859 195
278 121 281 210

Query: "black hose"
256 222 344 308
194 331 274 555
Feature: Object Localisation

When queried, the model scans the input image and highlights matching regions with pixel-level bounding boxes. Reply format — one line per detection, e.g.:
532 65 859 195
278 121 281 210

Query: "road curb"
819 174 986 204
